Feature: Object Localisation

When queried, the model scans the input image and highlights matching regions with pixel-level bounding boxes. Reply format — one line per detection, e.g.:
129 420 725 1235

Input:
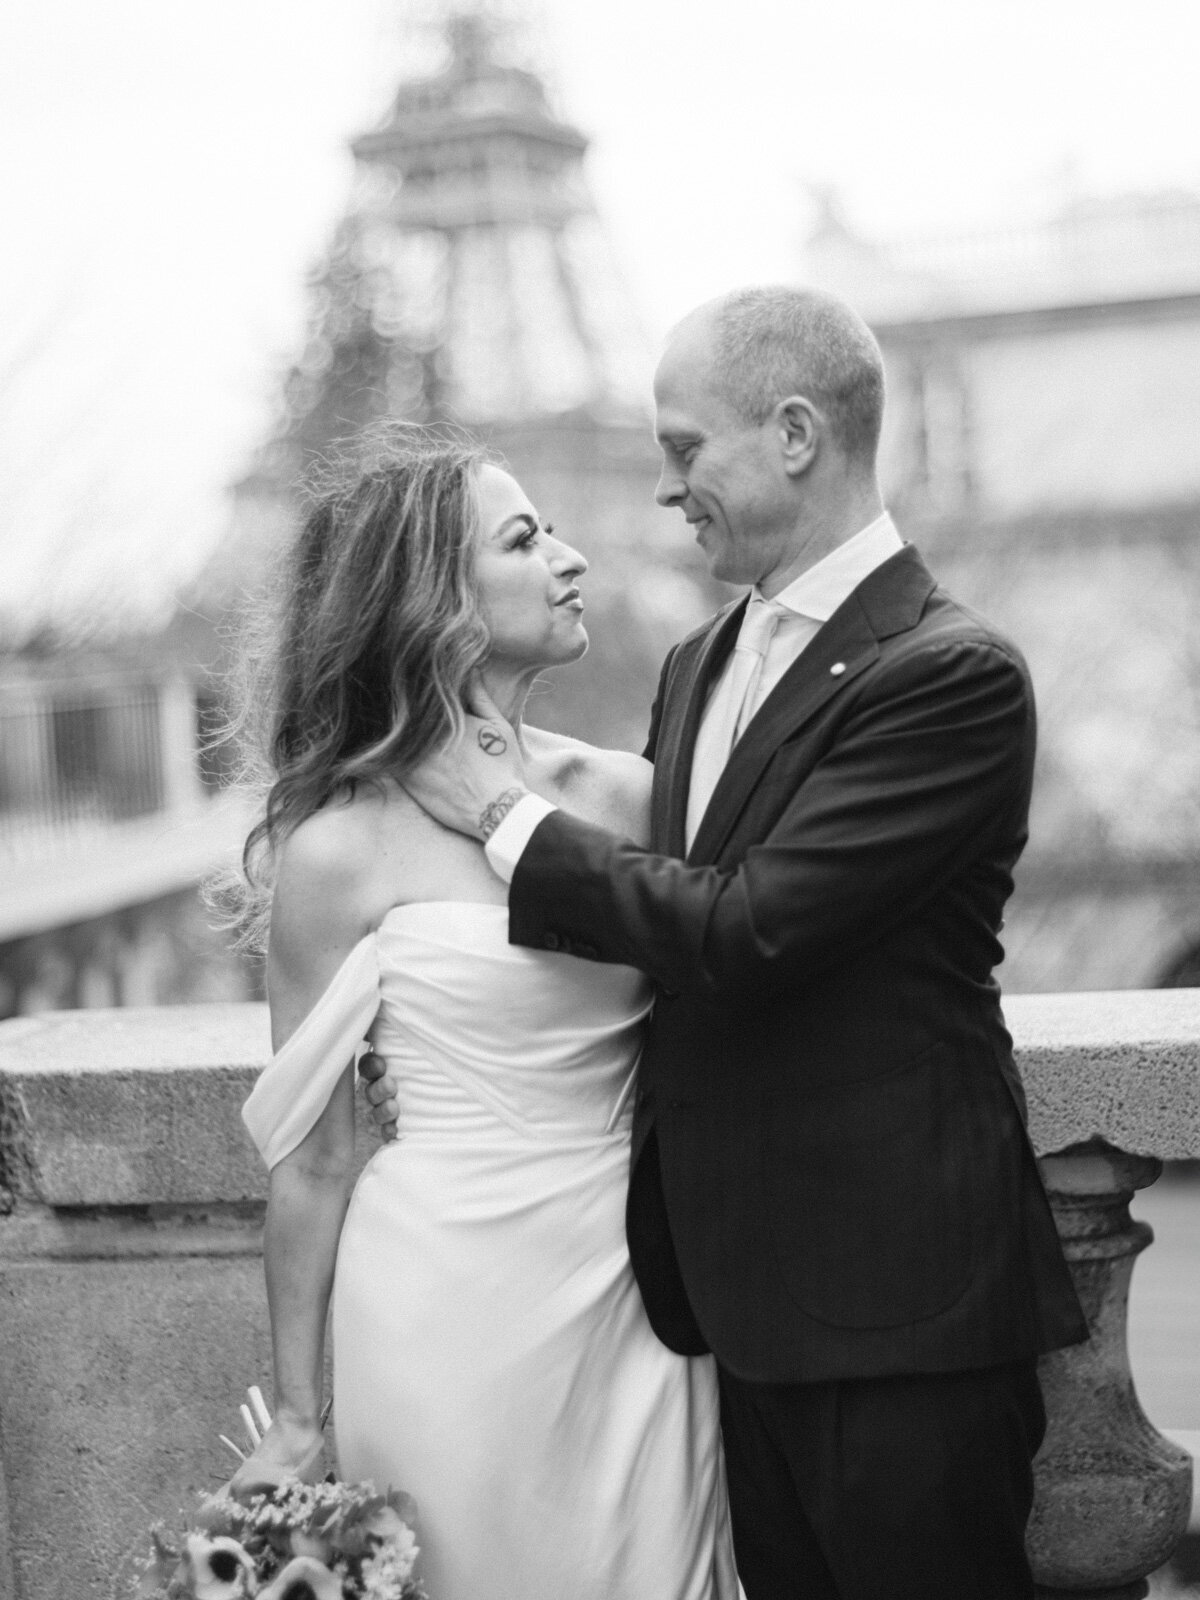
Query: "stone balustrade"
0 989 1198 1599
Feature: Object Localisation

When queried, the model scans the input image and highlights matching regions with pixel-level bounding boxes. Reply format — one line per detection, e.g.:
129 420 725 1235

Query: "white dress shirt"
684 511 902 847
486 512 904 881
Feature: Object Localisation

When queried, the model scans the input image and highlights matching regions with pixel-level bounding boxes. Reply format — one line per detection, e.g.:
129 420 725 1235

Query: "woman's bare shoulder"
277 791 378 891
528 728 653 844
589 746 654 808
272 785 428 946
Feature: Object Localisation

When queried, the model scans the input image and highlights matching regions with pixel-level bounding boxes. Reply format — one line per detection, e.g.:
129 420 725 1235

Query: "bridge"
0 662 254 1017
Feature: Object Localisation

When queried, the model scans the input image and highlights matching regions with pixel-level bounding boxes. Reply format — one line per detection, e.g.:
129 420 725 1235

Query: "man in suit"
367 285 1087 1597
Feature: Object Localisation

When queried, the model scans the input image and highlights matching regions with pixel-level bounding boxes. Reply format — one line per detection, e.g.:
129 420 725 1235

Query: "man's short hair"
709 286 885 464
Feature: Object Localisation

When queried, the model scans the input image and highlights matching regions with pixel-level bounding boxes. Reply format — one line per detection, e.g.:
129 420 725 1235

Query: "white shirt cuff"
484 792 558 884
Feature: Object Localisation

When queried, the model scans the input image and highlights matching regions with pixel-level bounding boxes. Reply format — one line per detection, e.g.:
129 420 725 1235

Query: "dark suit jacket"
508 545 1087 1383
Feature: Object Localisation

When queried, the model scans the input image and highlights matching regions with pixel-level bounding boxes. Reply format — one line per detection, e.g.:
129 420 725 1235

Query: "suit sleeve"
508 638 1034 1001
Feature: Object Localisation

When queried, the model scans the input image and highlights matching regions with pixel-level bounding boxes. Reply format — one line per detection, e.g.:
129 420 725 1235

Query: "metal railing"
0 677 166 856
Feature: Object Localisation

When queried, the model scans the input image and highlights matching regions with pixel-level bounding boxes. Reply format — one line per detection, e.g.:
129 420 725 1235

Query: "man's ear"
776 395 819 477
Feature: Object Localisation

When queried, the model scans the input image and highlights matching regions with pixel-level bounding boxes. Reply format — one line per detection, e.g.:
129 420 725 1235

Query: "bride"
229 430 738 1599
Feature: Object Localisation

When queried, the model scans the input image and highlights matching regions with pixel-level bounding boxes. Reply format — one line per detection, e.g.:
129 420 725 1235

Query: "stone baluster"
1007 988 1200 1599
1 988 1198 1597
1028 1140 1192 1599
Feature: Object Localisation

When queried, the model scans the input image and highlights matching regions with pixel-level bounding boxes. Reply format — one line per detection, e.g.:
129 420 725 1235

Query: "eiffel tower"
203 8 710 750
284 9 651 442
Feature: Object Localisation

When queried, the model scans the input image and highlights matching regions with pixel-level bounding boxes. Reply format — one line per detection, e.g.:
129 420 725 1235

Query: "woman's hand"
226 1413 325 1500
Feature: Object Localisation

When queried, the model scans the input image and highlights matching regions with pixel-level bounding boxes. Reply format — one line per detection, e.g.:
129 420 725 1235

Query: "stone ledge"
1005 989 1200 1158
0 1204 265 1262
0 990 1198 1206
0 1004 383 1207
0 1005 270 1206
0 1002 268 1076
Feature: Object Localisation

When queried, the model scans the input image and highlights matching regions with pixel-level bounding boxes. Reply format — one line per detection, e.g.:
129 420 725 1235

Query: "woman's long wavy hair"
215 425 493 953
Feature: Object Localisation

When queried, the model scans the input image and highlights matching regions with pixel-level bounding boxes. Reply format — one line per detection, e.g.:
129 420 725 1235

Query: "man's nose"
655 464 685 508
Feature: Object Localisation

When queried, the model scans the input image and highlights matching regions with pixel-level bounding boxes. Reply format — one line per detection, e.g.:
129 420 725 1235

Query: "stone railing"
0 990 1198 1599
1007 989 1200 1600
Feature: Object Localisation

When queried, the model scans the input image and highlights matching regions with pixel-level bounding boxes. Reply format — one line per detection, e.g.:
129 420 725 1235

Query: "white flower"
182 1533 257 1598
256 1555 342 1600
359 1531 420 1598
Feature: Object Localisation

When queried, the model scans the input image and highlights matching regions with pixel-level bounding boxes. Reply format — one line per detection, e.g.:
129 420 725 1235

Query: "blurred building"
1 9 719 1017
803 190 1200 991
0 643 250 1016
12 14 1191 1010
195 11 715 754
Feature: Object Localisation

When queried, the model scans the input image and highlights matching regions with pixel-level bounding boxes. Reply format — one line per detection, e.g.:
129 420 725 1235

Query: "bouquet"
131 1390 426 1599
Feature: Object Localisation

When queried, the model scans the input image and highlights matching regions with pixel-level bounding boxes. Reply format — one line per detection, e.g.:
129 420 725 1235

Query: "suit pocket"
765 1043 977 1330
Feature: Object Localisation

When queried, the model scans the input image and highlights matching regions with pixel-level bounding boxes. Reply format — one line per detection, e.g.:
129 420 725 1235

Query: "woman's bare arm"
230 814 375 1492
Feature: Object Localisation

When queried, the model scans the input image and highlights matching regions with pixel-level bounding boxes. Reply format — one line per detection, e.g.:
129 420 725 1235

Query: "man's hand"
402 682 529 840
359 1050 400 1142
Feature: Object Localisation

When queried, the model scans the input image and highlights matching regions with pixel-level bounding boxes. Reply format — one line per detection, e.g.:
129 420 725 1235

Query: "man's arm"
481 644 678 880
507 638 1033 1002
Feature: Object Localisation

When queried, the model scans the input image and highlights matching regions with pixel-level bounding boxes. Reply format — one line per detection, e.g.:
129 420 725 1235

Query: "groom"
368 286 1086 1597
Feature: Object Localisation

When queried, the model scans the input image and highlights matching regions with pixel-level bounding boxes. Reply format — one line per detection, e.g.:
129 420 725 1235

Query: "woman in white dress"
229 432 737 1600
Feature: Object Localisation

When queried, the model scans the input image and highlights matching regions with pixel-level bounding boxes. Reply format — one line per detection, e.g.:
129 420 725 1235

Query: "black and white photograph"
1 2 1199 1596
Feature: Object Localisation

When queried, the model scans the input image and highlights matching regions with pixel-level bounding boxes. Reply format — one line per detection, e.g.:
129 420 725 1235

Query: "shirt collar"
756 512 904 624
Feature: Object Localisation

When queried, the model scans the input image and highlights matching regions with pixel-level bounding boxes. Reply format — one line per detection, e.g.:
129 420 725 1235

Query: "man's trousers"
717 1357 1046 1600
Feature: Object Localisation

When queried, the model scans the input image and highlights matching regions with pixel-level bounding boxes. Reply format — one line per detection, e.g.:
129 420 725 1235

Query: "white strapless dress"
243 901 738 1600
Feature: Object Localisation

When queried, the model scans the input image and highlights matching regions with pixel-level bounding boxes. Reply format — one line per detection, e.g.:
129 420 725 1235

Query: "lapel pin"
830 661 847 676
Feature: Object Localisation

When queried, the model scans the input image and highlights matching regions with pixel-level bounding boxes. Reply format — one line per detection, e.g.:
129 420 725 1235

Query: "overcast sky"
2 0 1198 631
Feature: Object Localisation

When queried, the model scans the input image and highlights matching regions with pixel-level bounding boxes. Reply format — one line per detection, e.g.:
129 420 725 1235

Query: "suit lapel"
652 599 747 857
688 597 877 862
688 545 938 864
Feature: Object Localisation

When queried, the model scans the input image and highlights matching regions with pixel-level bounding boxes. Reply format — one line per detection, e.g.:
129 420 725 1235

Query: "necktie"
731 596 786 744
685 596 786 847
